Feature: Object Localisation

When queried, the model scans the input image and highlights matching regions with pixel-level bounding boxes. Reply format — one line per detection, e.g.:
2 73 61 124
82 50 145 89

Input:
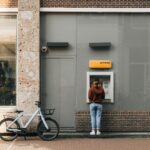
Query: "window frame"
86 71 114 103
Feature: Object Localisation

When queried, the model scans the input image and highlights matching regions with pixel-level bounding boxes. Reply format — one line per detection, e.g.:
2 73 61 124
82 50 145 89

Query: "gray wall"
41 13 150 112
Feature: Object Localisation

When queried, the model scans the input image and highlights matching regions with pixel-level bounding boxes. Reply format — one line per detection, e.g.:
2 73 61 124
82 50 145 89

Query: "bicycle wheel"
0 118 20 141
37 118 59 141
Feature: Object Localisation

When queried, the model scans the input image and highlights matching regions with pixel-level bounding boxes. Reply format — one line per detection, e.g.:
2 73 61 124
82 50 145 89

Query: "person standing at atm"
88 80 105 135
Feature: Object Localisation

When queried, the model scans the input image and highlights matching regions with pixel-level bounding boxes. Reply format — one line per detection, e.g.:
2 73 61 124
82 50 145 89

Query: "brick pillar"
17 0 40 114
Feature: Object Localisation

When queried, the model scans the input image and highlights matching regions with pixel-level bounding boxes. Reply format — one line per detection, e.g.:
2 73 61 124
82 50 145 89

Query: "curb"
4 132 150 139
58 132 150 138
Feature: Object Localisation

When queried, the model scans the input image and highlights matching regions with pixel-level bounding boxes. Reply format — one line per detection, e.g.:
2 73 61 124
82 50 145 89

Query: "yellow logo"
89 60 112 69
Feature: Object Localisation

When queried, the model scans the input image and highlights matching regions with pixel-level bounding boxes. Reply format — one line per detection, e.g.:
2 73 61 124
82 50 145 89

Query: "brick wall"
0 0 150 8
76 111 150 132
0 0 18 8
41 0 150 8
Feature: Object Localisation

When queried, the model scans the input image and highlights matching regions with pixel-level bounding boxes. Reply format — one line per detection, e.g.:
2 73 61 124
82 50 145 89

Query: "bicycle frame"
7 108 49 132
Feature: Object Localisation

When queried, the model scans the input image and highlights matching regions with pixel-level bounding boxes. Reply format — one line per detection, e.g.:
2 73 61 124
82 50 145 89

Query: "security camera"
41 46 48 53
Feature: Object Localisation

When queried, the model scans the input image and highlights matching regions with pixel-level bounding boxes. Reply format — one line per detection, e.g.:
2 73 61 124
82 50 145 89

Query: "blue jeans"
90 103 102 130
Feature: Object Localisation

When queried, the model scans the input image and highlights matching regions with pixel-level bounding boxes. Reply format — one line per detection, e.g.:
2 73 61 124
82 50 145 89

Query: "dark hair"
92 79 99 84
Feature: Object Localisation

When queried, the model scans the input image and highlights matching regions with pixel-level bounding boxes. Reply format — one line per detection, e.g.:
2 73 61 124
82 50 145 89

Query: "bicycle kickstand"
24 135 27 140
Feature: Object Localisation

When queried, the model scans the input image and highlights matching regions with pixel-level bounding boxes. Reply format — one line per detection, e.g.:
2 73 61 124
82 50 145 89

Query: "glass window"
0 15 16 106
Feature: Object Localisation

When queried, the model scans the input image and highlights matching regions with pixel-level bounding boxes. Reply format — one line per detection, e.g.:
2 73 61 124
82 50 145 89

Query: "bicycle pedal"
20 128 27 132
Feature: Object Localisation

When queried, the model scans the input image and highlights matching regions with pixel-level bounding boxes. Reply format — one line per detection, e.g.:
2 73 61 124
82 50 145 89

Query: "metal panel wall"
41 13 150 128
41 58 76 128
76 13 150 111
40 13 76 128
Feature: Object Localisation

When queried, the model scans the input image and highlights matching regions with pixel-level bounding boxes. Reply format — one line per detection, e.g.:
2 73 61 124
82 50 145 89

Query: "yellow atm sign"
89 60 112 69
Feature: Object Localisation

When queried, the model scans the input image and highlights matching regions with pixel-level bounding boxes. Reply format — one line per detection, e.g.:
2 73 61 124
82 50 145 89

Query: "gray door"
41 57 76 129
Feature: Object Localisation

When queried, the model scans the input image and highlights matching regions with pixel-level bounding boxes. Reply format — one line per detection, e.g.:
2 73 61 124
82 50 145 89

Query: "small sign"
89 60 112 69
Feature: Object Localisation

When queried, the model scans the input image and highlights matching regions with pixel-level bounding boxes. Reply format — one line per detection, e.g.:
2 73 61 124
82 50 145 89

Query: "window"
0 15 16 106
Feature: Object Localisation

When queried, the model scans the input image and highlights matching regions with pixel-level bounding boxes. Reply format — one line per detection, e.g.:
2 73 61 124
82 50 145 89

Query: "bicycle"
0 101 59 141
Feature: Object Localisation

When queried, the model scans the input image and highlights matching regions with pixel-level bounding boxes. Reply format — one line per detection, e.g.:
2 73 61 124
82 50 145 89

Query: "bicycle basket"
41 109 55 115
3 115 15 119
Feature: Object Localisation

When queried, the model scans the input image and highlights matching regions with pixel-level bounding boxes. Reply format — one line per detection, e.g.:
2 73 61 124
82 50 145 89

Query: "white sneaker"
90 130 95 135
96 131 101 135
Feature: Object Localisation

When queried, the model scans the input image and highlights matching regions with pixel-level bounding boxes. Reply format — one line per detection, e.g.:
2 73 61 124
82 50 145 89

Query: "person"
98 82 105 100
88 80 105 135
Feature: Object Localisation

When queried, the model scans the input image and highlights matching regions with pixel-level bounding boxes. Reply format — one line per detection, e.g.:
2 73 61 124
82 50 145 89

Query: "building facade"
1 0 150 132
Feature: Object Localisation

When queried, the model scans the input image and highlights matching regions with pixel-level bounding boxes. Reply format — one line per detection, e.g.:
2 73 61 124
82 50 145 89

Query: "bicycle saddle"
15 110 23 113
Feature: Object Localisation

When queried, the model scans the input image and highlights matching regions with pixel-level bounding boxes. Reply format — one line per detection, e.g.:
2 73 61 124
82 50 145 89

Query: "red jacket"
88 86 105 103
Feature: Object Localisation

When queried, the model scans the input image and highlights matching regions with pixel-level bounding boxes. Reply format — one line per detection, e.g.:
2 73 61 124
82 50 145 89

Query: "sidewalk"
1 132 150 150
1 136 150 150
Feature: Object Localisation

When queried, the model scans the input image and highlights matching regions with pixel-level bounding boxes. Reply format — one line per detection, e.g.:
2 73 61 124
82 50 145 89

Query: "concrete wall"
17 0 40 114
